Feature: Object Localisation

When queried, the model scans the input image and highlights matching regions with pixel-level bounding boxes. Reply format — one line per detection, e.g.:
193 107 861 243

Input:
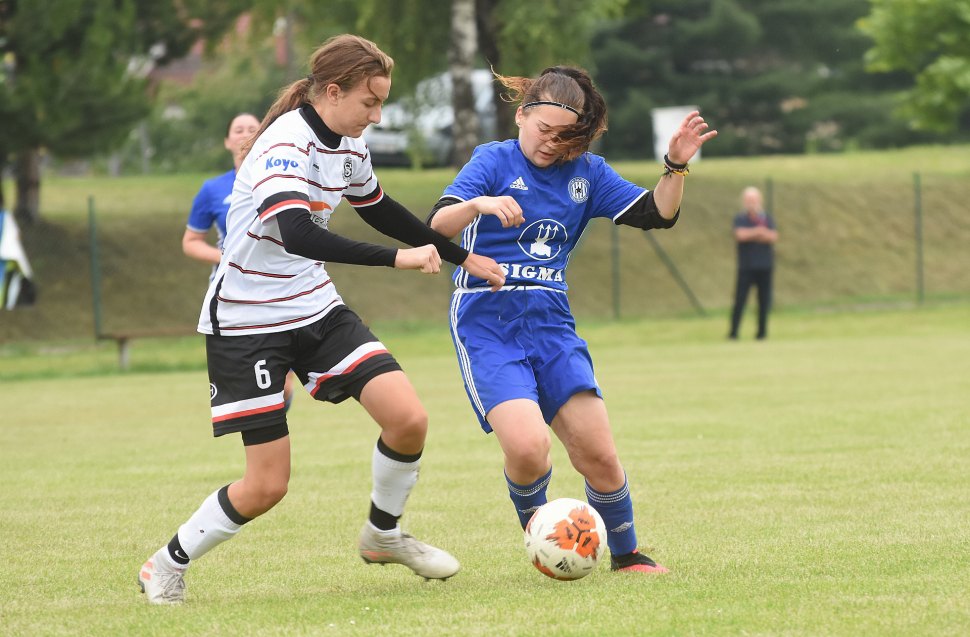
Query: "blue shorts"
448 286 602 433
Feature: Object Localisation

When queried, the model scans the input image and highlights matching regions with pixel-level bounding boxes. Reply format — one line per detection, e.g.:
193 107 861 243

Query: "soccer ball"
524 498 606 580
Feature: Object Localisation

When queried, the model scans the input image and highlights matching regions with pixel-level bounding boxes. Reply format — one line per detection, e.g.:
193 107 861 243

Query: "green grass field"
2 304 969 636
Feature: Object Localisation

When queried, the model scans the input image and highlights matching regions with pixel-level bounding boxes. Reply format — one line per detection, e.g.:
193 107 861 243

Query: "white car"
364 70 498 167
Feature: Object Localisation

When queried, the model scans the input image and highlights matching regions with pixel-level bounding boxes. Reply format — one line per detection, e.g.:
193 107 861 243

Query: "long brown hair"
240 34 394 159
497 66 608 164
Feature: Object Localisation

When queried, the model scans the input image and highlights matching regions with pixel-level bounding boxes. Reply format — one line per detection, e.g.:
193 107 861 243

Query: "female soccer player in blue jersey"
429 66 716 574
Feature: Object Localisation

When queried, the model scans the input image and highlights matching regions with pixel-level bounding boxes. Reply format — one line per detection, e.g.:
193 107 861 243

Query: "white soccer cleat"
358 523 460 581
137 547 187 604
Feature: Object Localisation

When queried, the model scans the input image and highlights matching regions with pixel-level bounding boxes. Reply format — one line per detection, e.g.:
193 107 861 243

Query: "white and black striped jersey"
198 106 384 336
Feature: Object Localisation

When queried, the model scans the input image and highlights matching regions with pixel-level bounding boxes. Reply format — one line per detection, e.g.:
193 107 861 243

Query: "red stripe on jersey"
253 173 345 193
254 142 366 162
349 175 373 188
309 349 390 397
227 262 297 279
246 231 285 246
215 299 341 331
346 187 384 207
259 199 311 220
211 402 284 423
217 279 333 304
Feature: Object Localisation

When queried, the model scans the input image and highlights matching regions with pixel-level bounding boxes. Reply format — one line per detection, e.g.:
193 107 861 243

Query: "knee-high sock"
370 437 421 530
506 467 552 529
167 485 251 566
585 474 637 556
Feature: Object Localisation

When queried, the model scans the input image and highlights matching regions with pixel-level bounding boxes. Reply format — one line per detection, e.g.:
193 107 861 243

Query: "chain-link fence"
1 172 968 346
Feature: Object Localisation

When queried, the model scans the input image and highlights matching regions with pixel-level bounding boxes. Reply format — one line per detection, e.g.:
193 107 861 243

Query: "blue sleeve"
442 145 496 200
186 182 216 233
767 214 777 230
588 159 648 221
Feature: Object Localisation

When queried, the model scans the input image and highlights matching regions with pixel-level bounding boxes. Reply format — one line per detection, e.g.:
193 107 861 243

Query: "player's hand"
473 196 525 228
395 245 441 274
667 110 717 165
460 253 506 292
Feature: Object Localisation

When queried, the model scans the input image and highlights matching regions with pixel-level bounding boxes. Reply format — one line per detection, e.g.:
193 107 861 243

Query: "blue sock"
506 467 552 529
586 474 637 556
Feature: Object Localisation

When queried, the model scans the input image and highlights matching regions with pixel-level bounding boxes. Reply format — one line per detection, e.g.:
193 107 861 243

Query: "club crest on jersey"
342 157 354 182
266 157 299 171
568 177 590 203
518 219 567 261
210 383 218 401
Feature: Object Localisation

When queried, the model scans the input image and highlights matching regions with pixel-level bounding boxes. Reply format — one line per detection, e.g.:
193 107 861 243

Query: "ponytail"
240 34 394 160
497 66 608 164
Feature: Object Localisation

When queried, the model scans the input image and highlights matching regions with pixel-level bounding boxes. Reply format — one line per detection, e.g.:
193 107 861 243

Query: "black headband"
306 74 314 84
523 100 580 116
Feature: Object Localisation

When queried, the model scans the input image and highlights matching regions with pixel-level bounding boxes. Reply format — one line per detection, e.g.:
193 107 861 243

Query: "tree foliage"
591 0 949 158
0 0 248 159
859 0 970 131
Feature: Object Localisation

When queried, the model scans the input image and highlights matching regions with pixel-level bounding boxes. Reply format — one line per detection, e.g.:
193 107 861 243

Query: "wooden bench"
97 328 200 370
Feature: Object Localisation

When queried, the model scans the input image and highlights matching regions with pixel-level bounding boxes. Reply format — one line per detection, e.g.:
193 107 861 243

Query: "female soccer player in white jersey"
137 34 505 604
181 113 297 412
428 66 715 574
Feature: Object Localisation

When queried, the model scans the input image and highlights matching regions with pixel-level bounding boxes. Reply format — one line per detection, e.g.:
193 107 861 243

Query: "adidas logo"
510 177 529 191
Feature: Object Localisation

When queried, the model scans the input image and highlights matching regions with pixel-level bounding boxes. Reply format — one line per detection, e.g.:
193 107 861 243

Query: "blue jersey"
442 140 647 291
186 170 235 251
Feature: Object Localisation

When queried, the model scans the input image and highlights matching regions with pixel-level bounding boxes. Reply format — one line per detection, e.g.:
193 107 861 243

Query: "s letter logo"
568 177 590 203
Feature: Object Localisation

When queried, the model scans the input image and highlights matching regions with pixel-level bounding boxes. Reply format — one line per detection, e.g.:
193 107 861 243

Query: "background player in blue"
182 113 260 273
181 113 297 411
428 66 716 574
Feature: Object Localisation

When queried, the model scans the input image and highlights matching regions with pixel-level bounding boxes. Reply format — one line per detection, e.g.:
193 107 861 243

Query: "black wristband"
663 153 688 170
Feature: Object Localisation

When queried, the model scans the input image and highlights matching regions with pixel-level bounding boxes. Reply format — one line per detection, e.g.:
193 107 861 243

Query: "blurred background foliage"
3 0 970 179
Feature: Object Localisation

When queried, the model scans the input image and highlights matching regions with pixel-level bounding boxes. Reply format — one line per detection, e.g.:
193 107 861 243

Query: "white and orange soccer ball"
524 498 606 580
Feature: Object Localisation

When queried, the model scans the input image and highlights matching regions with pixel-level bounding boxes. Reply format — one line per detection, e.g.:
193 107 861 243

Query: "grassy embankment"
2 144 969 344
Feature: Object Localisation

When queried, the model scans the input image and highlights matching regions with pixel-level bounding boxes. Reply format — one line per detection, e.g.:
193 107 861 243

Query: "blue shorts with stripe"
448 286 602 433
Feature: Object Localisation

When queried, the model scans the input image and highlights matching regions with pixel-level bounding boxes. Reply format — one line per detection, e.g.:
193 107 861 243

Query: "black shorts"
206 305 401 439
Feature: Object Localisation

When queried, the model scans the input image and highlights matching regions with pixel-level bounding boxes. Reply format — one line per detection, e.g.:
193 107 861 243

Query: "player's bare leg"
138 437 289 604
488 399 554 527
552 390 668 574
227 436 291 518
355 371 460 580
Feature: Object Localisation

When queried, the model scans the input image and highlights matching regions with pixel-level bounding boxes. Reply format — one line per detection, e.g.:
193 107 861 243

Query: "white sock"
176 488 245 561
371 442 420 519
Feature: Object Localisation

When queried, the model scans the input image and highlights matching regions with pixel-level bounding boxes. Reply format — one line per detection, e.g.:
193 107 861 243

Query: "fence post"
765 176 773 214
611 222 620 319
914 172 924 304
643 231 706 316
88 196 103 337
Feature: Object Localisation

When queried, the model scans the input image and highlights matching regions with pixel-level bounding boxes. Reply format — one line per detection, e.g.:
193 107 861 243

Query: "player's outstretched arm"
428 196 524 239
654 111 717 218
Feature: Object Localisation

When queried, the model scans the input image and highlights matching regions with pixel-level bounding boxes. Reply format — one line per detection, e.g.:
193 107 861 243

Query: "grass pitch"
1 305 969 636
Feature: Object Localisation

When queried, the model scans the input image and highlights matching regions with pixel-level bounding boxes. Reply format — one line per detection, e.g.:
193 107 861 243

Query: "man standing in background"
729 187 777 340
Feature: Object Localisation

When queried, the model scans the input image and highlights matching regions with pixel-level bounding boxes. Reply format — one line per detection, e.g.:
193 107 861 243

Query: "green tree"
0 0 248 222
592 0 945 158
859 0 970 131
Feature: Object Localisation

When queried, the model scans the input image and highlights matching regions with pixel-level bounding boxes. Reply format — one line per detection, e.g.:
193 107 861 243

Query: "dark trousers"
730 268 773 339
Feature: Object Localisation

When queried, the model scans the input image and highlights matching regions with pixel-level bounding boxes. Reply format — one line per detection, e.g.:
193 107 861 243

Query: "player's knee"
506 435 551 474
395 405 428 440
